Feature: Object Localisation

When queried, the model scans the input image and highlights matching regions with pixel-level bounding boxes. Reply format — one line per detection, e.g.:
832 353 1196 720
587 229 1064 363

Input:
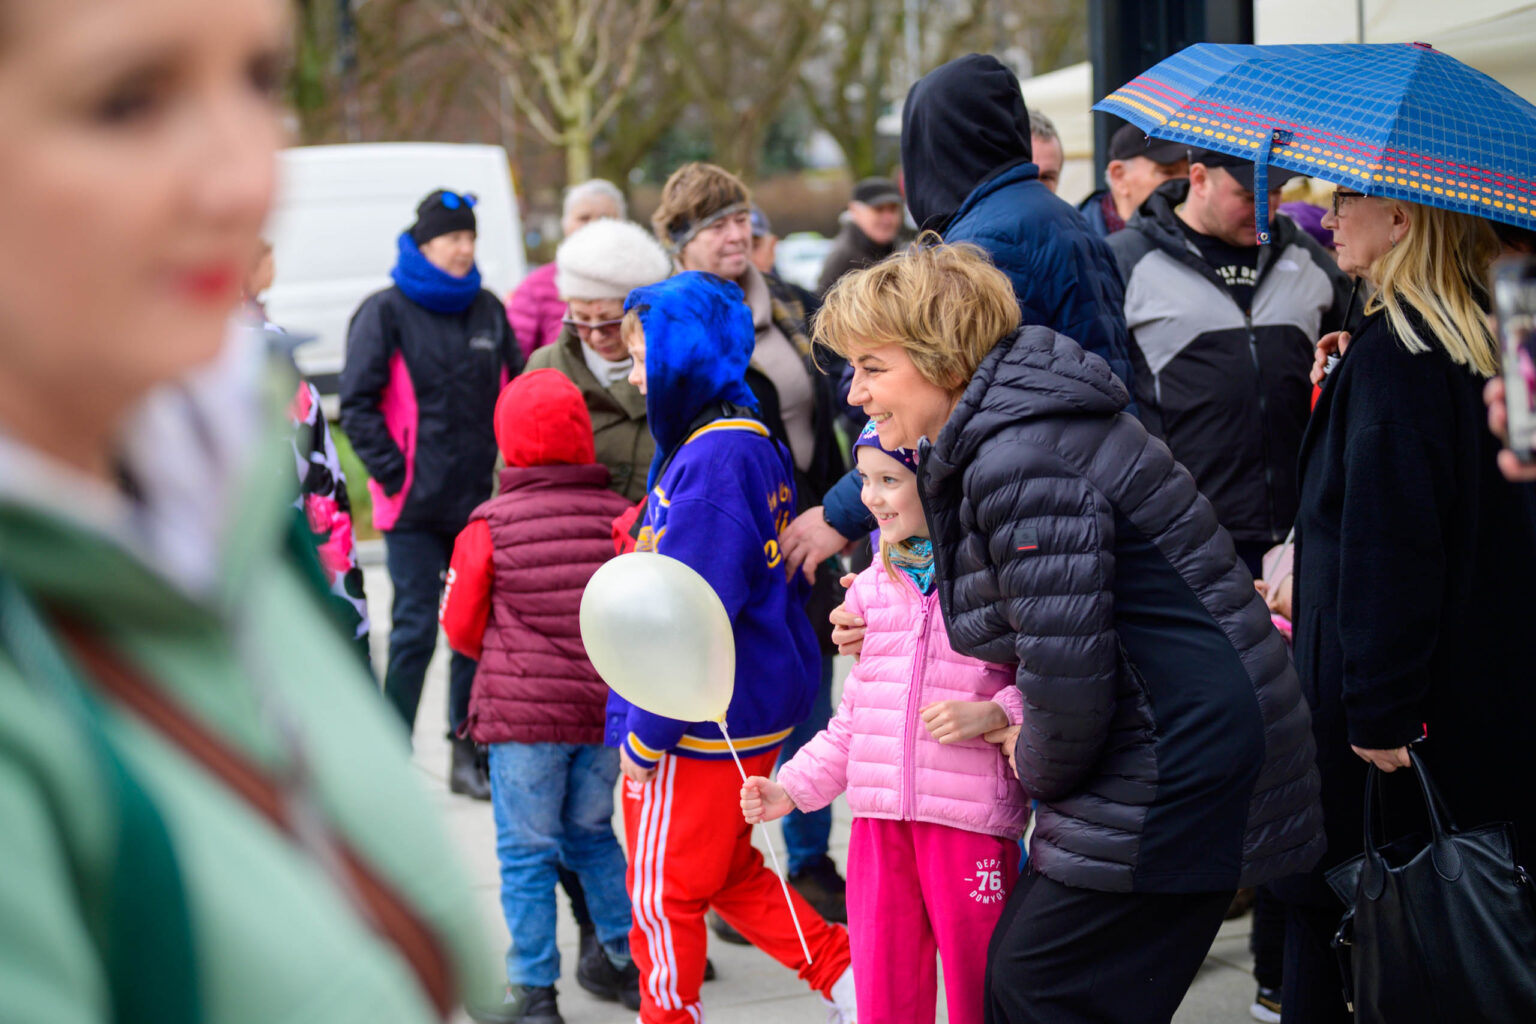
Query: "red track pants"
622 748 852 1023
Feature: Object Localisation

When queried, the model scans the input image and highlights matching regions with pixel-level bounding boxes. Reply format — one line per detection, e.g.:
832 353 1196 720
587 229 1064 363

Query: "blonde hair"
651 163 750 250
1367 202 1500 376
814 238 1021 392
620 307 645 346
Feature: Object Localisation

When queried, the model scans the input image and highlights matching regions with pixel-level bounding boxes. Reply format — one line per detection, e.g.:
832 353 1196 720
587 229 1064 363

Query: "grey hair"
562 179 626 220
1028 110 1059 143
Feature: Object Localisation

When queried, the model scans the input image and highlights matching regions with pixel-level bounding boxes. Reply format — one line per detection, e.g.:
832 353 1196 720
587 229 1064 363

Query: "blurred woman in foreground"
0 1 495 1021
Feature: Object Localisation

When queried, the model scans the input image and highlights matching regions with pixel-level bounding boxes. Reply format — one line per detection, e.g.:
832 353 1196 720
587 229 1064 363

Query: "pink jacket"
505 262 565 359
777 564 1032 839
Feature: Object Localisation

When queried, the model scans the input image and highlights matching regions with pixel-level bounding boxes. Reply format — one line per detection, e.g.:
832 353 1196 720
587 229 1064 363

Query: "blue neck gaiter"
390 231 482 314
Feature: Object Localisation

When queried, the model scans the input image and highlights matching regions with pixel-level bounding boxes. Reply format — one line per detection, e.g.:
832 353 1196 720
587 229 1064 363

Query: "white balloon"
580 552 736 722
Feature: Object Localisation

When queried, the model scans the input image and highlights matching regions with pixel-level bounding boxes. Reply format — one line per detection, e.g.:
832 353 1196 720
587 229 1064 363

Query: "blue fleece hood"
625 271 759 488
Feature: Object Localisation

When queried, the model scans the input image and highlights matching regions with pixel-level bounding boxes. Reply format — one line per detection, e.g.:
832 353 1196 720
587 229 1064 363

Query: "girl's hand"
1310 331 1350 386
829 573 866 657
741 775 796 823
921 700 1009 744
619 746 656 784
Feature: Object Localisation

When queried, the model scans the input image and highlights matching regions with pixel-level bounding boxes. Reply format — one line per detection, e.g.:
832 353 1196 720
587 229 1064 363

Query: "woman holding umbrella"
1281 191 1536 1022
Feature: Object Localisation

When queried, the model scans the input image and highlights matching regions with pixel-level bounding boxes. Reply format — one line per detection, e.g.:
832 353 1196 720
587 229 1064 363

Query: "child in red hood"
440 368 638 1019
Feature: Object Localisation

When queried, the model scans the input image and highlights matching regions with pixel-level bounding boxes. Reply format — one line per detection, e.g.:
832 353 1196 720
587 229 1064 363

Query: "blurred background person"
751 204 821 316
1078 123 1190 238
1029 110 1065 193
528 216 671 502
750 204 779 277
341 188 521 800
506 178 625 360
0 0 498 1020
816 176 904 294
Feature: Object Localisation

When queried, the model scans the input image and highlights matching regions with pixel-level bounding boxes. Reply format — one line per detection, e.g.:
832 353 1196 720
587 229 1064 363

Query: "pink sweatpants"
846 817 1020 1024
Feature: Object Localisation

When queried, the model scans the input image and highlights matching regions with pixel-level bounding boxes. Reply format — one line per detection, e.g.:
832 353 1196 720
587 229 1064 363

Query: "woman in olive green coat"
525 218 672 503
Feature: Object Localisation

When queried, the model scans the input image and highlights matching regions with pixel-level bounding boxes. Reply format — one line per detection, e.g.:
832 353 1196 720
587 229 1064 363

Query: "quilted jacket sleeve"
973 442 1121 802
777 683 857 814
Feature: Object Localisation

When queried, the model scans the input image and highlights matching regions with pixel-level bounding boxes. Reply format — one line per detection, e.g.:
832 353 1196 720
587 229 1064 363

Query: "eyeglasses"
1331 189 1367 217
561 316 625 337
440 191 478 210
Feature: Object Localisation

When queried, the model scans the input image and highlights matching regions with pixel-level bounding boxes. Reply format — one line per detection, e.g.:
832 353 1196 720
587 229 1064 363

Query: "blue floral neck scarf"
389 231 482 314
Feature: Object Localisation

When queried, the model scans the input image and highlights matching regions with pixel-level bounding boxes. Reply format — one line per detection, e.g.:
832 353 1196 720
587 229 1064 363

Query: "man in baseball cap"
816 176 904 293
1078 123 1191 237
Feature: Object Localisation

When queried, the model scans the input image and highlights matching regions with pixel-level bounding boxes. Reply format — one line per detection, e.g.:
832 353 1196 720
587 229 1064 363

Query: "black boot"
467 985 563 1024
449 737 490 800
575 931 641 1010
788 854 847 923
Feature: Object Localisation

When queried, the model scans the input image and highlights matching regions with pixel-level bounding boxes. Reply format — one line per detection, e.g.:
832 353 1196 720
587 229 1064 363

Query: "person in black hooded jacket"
781 54 1140 581
340 189 521 798
815 242 1323 1024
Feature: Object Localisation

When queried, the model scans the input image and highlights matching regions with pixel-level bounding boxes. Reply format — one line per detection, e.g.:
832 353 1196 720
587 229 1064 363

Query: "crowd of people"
4 3 1535 1024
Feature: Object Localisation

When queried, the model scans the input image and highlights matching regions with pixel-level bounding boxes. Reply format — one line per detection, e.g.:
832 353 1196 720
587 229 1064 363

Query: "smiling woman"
0 2 500 1022
816 242 1324 1024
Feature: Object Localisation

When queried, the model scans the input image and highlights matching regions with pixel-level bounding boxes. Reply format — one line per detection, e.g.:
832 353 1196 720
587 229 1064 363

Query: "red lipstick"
175 264 238 303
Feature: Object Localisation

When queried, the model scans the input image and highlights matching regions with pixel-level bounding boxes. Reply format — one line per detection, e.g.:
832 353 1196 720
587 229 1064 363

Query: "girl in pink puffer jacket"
742 422 1031 1024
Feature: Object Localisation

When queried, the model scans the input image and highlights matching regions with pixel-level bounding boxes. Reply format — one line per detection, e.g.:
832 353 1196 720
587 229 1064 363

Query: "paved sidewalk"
366 564 1261 1023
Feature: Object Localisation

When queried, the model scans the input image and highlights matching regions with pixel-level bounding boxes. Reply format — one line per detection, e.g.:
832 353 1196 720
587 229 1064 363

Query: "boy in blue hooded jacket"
608 271 855 1023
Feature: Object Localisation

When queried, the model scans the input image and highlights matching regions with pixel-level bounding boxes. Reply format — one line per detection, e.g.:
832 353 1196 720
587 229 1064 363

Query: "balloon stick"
717 718 814 965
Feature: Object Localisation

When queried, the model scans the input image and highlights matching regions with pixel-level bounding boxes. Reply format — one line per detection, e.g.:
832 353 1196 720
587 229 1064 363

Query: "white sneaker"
822 967 857 1023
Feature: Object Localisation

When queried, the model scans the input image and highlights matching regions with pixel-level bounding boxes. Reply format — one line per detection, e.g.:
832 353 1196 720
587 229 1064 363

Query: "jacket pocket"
996 744 1018 802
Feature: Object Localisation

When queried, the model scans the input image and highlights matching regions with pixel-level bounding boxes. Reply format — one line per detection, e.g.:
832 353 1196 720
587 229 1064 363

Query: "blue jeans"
382 527 477 735
777 654 834 874
488 742 632 988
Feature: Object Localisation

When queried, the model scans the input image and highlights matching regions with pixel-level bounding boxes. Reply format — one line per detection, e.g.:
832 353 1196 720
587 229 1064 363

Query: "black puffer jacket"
918 324 1323 893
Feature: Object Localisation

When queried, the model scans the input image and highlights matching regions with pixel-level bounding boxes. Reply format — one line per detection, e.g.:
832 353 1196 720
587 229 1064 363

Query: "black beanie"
410 189 478 245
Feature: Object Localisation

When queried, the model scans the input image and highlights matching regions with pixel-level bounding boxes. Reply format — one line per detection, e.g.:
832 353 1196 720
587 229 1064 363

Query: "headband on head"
666 202 749 254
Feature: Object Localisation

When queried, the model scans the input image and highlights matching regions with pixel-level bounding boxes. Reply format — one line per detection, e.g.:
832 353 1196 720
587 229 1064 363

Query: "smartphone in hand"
1494 255 1536 463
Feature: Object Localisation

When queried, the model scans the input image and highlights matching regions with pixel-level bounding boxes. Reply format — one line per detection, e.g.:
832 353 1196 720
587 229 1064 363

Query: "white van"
263 143 525 392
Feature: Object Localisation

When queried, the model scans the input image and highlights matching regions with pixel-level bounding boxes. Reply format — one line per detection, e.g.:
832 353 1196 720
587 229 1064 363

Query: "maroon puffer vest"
464 464 634 745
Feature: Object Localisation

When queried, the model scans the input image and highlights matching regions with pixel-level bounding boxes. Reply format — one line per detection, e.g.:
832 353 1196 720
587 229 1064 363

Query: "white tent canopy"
1020 1 1536 203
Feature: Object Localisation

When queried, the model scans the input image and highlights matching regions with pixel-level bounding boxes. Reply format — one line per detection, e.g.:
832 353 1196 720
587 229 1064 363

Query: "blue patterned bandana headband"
854 419 920 474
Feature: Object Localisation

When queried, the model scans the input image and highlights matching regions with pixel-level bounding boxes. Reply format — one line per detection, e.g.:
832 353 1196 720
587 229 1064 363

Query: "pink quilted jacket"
505 262 565 359
778 564 1032 839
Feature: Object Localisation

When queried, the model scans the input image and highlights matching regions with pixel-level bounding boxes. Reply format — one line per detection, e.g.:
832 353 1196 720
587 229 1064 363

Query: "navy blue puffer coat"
918 324 1323 893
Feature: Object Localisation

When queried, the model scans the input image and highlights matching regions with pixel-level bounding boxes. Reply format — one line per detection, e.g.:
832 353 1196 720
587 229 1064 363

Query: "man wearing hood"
782 54 1141 578
607 271 857 1024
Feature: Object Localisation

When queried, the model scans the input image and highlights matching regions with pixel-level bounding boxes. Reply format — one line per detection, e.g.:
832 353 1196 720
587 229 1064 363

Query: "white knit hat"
555 218 672 301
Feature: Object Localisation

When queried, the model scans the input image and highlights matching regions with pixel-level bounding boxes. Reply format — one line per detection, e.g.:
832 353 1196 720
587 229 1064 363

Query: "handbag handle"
1361 749 1462 897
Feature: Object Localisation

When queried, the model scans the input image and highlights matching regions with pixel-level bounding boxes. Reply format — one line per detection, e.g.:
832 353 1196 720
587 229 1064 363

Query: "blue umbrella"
1094 42 1536 244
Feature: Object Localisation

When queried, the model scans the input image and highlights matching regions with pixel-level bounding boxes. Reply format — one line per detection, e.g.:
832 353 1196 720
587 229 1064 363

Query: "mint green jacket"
0 393 496 1023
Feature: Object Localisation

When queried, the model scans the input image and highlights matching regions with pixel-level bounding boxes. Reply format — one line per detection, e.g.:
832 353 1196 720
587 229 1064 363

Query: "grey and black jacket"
1109 181 1351 546
919 324 1324 893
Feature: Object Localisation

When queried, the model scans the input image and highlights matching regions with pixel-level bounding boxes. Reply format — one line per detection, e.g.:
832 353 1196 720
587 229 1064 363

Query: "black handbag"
1326 750 1536 1023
